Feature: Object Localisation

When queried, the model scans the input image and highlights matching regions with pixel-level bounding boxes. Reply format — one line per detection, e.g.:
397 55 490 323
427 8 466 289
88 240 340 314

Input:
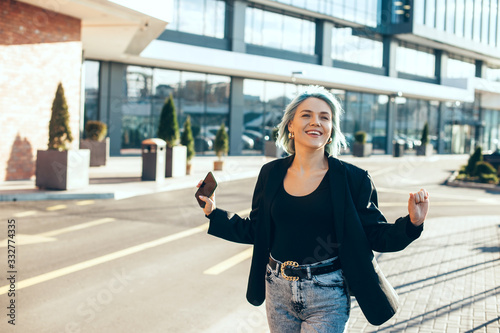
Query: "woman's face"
288 97 333 152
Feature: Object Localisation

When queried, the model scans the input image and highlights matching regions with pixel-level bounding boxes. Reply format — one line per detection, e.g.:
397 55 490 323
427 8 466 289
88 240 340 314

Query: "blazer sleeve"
355 171 423 252
206 167 265 245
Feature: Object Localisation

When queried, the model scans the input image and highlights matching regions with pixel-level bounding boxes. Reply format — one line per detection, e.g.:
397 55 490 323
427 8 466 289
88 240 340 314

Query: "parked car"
243 129 264 150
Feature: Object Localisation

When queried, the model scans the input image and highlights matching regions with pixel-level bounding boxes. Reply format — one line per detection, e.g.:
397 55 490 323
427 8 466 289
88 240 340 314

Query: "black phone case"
195 172 218 208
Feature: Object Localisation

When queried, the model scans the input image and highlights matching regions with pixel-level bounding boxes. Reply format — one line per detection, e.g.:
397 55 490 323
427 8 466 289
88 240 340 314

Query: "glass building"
84 0 500 156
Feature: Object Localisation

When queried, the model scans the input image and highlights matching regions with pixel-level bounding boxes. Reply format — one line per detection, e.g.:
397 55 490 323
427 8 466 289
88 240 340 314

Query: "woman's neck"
290 147 328 173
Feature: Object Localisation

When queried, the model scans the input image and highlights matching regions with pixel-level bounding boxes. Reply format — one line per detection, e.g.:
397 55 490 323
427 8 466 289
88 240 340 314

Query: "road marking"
39 218 116 237
13 210 37 217
46 204 67 211
76 200 95 206
0 218 117 247
204 247 253 275
0 222 209 295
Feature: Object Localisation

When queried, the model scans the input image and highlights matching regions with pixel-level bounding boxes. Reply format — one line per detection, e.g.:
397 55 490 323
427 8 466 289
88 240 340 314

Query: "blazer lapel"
328 156 346 245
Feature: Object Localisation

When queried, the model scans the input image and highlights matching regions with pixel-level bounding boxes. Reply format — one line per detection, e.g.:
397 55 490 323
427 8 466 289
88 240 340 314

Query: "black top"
270 169 338 265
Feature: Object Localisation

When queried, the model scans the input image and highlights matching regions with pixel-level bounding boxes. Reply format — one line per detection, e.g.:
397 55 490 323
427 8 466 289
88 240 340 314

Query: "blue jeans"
265 257 350 333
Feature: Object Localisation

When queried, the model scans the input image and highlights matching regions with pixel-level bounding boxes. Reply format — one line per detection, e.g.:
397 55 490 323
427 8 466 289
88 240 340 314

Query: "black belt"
269 257 341 281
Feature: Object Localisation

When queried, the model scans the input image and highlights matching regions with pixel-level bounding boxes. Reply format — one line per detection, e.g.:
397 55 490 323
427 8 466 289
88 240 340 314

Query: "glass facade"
395 98 439 153
396 43 436 78
482 109 500 152
446 56 476 78
442 99 480 154
83 60 100 126
331 27 383 67
245 6 315 54
273 0 378 27
122 66 230 154
419 0 499 47
167 0 225 38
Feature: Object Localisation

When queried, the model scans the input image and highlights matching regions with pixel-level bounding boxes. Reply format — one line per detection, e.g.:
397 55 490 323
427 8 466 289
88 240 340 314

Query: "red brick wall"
0 0 82 181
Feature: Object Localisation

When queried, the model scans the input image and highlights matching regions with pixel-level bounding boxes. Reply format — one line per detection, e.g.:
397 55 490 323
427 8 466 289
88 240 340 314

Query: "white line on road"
46 204 67 211
13 210 37 217
0 222 210 295
76 200 95 206
39 218 116 237
204 247 253 275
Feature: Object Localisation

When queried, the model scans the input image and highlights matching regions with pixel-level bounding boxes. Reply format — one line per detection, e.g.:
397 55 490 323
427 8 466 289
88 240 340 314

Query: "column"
382 36 398 77
227 0 247 53
229 77 245 155
315 20 333 67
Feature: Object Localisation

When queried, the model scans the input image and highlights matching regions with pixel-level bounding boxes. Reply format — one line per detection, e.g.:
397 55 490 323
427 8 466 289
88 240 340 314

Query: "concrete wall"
0 0 82 181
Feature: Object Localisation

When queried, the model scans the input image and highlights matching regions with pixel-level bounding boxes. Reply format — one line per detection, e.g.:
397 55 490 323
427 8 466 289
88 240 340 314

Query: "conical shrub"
48 82 73 150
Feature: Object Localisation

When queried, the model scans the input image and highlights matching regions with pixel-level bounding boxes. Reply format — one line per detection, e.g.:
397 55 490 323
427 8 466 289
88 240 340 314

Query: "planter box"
80 137 109 166
352 143 372 157
214 160 224 171
166 145 187 178
35 149 90 190
264 141 285 158
416 143 433 156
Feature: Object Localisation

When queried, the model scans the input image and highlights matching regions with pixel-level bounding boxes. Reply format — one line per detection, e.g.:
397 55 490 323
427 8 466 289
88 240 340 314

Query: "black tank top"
270 169 338 265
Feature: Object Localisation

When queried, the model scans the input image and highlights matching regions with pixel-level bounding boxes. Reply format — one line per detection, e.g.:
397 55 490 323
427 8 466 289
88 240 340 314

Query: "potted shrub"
264 127 284 158
352 131 372 157
180 116 195 175
80 120 109 166
214 123 229 171
417 122 433 156
158 94 186 178
36 83 90 190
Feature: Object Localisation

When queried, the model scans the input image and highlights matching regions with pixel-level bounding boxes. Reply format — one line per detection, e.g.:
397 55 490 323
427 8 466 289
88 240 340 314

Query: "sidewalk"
0 153 481 202
0 155 274 201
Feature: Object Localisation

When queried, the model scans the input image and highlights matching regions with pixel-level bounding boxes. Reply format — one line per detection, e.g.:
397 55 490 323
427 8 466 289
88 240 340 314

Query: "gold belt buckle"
281 261 299 281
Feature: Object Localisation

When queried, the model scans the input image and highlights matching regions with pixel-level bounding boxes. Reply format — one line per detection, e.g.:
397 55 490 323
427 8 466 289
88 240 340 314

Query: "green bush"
48 82 73 151
478 173 499 184
474 161 497 176
158 94 179 148
85 120 107 141
465 146 483 176
214 123 229 159
420 122 429 145
180 116 195 162
354 131 367 144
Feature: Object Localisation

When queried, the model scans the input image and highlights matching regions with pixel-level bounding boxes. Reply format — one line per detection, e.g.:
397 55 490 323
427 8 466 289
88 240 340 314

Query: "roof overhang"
18 0 170 60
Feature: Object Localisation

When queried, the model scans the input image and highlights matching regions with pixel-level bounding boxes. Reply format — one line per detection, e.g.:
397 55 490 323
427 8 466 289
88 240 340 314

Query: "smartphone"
195 172 218 208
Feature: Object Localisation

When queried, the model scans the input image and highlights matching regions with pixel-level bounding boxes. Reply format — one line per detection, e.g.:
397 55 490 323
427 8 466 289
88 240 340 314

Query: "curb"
445 170 500 192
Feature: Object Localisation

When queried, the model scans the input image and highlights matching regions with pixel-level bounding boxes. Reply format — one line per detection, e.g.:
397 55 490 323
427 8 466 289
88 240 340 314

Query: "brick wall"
0 0 82 181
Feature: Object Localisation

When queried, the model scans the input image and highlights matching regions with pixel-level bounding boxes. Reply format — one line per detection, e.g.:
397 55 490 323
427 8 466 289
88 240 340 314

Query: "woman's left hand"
408 189 429 226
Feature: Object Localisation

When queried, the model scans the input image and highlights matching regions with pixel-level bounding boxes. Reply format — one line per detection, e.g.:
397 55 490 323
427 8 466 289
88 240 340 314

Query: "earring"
288 132 295 139
327 137 332 144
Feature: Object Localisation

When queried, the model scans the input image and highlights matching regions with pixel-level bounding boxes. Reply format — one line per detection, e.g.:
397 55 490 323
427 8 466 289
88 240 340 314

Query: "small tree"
48 83 73 151
421 122 429 146
214 123 229 160
158 94 179 148
180 116 195 163
465 146 483 176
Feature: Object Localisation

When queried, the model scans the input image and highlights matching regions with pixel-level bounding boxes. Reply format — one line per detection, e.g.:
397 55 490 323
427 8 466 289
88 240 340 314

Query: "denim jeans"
265 257 350 333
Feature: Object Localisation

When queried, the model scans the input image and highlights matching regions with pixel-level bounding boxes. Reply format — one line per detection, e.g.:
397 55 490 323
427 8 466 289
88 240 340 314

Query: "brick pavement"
346 215 500 333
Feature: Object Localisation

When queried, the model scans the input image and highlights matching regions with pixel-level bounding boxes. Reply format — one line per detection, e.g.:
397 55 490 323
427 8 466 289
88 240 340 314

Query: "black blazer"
207 153 423 325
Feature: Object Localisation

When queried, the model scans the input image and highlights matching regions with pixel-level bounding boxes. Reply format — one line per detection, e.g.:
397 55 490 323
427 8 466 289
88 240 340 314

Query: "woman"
197 86 429 332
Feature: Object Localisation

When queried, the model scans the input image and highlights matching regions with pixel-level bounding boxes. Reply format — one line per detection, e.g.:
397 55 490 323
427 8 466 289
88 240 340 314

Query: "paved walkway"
346 215 500 333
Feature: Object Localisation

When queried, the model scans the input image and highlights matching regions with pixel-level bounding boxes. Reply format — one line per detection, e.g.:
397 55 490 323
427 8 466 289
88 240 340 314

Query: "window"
331 27 383 67
415 0 425 25
245 7 315 55
446 0 456 33
473 0 482 42
455 0 465 37
464 0 474 39
447 56 476 78
481 0 490 44
489 0 497 45
426 0 437 27
84 60 100 123
485 65 500 81
168 0 225 38
396 43 436 77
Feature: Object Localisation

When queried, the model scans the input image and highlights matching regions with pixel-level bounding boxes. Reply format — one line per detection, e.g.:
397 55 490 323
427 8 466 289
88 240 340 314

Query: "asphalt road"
0 155 499 332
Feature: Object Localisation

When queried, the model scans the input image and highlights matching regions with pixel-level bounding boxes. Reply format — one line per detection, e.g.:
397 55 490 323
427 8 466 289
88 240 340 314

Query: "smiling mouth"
305 130 322 136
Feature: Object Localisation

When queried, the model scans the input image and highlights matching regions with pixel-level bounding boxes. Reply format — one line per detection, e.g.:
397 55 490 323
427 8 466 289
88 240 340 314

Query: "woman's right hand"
196 180 216 216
